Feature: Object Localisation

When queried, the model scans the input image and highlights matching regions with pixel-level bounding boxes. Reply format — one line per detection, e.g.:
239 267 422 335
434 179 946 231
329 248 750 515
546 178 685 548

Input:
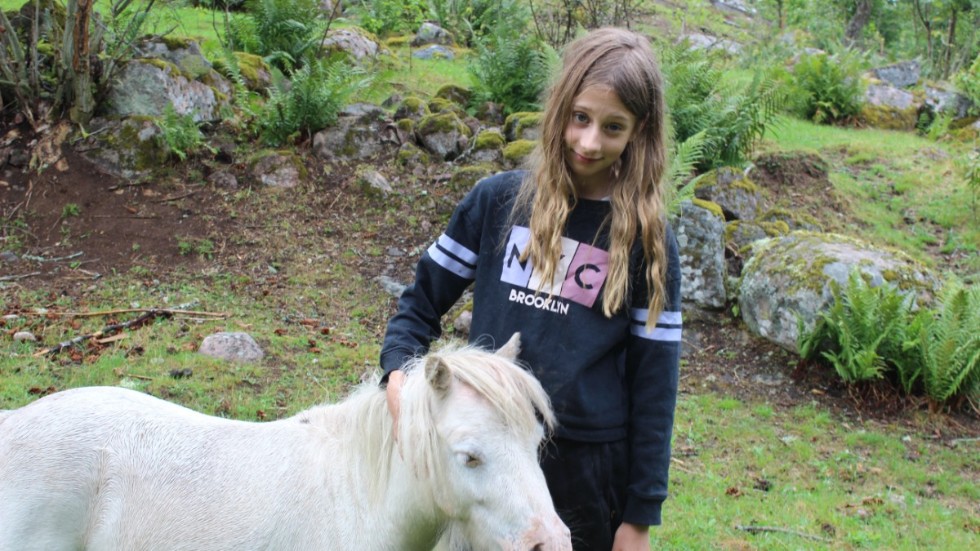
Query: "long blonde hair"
513 27 669 326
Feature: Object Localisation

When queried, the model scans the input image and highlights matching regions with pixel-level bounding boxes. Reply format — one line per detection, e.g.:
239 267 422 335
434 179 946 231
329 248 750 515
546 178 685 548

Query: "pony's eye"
457 452 482 468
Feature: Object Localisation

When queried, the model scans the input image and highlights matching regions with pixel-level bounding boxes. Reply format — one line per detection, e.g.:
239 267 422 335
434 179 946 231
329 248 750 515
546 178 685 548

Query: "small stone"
13 331 37 342
199 332 264 363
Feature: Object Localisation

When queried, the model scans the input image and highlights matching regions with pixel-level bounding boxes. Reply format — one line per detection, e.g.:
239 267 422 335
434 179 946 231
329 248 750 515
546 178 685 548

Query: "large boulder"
923 84 974 120
321 28 381 61
411 22 454 47
76 117 168 179
312 103 389 161
416 112 472 161
504 112 543 142
870 60 920 88
860 83 919 130
671 200 728 309
103 39 232 122
694 167 768 221
738 232 940 353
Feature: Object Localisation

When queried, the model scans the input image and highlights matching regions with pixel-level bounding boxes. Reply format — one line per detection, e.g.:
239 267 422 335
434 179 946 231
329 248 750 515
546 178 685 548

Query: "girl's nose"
579 126 600 153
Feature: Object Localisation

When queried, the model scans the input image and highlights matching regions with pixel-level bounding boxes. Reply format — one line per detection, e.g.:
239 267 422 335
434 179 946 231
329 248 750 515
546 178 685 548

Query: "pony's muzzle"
521 513 572 551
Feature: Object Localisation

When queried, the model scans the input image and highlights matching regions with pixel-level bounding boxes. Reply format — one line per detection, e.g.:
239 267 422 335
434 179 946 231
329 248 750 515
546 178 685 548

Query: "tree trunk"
942 7 958 80
844 0 873 48
911 0 933 65
69 0 95 125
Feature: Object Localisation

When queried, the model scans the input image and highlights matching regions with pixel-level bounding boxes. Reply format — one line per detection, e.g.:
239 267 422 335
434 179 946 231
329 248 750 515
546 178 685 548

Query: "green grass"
656 394 979 549
761 116 980 277
363 45 476 105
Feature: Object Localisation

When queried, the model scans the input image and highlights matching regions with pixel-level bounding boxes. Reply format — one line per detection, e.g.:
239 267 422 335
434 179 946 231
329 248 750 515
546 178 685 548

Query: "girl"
381 27 682 551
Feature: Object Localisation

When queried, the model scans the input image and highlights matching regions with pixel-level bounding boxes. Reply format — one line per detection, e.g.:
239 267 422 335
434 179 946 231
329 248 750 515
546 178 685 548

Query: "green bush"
257 57 368 146
661 43 786 171
229 0 323 73
797 269 922 385
468 28 555 114
788 50 866 124
430 0 530 46
953 54 980 116
919 280 980 409
155 105 215 161
353 0 428 38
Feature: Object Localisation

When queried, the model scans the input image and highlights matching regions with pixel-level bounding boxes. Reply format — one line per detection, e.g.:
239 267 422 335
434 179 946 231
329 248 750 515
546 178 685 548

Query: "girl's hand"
612 522 650 551
385 370 405 440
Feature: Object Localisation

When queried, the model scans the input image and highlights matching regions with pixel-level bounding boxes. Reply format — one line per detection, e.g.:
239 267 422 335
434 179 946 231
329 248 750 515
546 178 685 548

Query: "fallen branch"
33 302 227 358
34 309 173 358
0 272 42 282
58 308 228 319
736 525 830 543
153 190 198 203
37 300 228 319
22 252 83 262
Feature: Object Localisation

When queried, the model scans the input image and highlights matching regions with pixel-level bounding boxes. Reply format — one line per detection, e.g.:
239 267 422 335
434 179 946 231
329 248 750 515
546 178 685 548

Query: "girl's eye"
573 112 589 124
606 123 624 133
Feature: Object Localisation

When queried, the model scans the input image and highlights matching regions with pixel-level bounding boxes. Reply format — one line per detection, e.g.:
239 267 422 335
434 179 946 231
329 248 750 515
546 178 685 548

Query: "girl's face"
562 85 639 199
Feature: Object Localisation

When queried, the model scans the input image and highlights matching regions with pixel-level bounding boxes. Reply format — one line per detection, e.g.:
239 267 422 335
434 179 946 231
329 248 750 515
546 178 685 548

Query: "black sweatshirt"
380 170 682 526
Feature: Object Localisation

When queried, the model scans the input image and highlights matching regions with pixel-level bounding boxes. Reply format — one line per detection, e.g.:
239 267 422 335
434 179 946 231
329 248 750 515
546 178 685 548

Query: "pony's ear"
425 355 452 394
495 332 521 360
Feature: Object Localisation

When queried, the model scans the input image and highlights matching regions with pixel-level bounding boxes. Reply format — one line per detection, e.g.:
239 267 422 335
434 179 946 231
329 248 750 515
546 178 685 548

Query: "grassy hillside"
1 1 978 549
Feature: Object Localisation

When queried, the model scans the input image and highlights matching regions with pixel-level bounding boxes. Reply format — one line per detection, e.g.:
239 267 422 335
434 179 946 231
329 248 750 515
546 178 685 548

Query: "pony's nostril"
530 545 543 551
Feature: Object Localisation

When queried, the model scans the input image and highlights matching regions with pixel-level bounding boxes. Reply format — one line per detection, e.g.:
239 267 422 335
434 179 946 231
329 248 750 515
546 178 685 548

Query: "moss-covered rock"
670 200 728 309
690 198 725 219
394 96 430 122
417 112 471 161
695 167 766 221
738 231 940 353
450 164 496 192
435 84 472 107
397 142 431 167
211 52 272 93
75 117 169 179
502 139 537 168
859 102 919 131
249 150 307 188
465 130 506 164
504 112 543 141
355 165 393 198
757 207 823 232
428 97 467 118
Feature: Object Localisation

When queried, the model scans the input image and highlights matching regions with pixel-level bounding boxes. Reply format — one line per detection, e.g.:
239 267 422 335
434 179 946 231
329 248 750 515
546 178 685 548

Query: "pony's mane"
299 342 554 507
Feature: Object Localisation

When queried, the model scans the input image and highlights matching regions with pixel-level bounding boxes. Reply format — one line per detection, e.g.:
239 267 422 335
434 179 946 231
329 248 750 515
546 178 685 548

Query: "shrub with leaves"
430 0 529 46
953 54 980 116
257 57 368 146
797 269 922 385
788 50 866 124
353 0 428 38
0 0 159 127
468 28 556 114
661 43 786 171
155 105 215 161
229 0 324 73
919 280 980 410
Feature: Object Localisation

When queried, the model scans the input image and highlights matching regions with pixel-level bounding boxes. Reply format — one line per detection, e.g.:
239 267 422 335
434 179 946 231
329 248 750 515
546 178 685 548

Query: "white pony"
0 334 571 551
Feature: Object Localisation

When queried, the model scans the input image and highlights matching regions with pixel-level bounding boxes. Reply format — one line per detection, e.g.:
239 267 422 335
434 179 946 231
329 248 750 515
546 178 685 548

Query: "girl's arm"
622 228 683 526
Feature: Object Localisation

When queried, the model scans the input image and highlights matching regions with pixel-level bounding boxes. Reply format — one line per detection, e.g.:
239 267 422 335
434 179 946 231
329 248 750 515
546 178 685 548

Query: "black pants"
540 438 629 551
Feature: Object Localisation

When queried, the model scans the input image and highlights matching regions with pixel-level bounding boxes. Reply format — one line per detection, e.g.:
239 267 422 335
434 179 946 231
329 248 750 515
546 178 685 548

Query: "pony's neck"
296 387 449 549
